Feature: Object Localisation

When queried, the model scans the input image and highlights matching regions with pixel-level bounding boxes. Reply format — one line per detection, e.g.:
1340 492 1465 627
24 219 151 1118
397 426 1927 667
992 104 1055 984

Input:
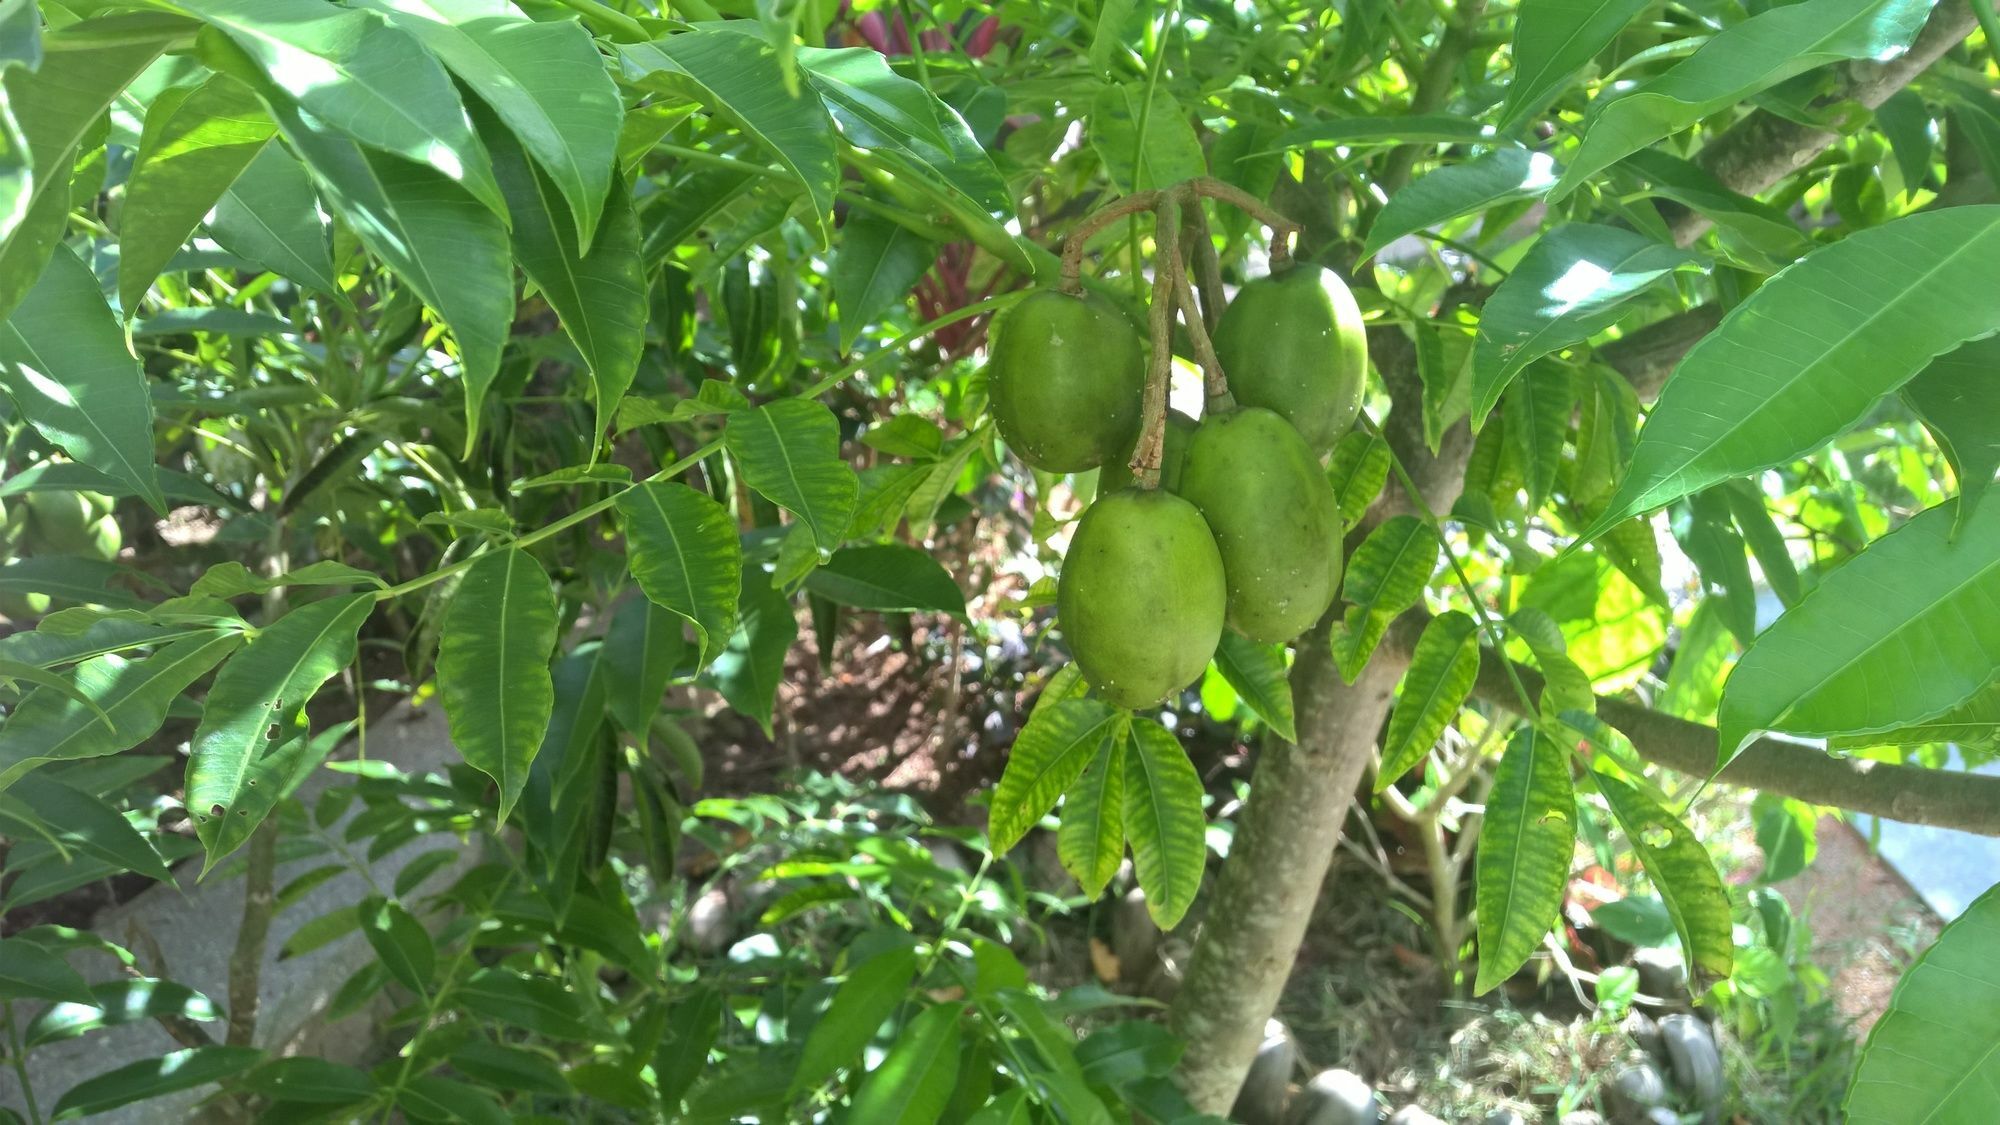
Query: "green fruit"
22 490 96 554
1058 488 1226 709
1101 409 1197 495
1212 265 1368 453
988 289 1146 472
1178 408 1343 644
0 590 51 621
84 516 122 562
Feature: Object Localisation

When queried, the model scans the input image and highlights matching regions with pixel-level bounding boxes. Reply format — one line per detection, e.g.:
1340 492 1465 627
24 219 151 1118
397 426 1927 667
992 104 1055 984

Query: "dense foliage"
1 0 1998 1120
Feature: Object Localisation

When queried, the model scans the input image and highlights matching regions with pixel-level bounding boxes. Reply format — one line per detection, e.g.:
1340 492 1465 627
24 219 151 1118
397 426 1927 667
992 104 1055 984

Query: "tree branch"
1670 0 1978 245
1386 615 2000 836
1596 305 1726 403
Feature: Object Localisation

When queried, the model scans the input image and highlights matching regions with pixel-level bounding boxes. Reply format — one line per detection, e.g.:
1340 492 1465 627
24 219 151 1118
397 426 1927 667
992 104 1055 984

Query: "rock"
1481 1112 1527 1125
1231 1019 1297 1125
1111 886 1160 982
1286 1068 1381 1125
1605 1060 1670 1123
685 885 733 954
1621 1010 1664 1063
1559 1114 1605 1125
1660 1014 1723 1120
1632 946 1687 997
1386 1107 1444 1125
1644 1110 1680 1125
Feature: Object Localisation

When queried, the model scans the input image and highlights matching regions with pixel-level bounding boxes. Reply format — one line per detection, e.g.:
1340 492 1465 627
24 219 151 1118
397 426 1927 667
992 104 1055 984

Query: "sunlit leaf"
49 1046 262 1120
1057 738 1125 898
847 1002 963 1125
1594 769 1733 986
1379 611 1481 790
1496 0 1652 131
1121 716 1206 929
792 942 918 1094
1331 516 1439 681
1211 630 1296 743
1903 335 2000 530
1474 727 1574 994
1365 149 1557 257
989 700 1126 855
726 399 859 556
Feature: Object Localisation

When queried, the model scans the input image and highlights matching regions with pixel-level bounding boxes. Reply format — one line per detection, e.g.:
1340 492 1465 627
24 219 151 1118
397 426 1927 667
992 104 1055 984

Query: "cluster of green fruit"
0 488 122 618
988 266 1368 708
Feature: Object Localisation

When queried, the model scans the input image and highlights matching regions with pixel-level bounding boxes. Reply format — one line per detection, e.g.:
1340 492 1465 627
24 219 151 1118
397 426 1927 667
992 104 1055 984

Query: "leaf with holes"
989 700 1126 855
1331 516 1440 681
1475 728 1574 995
1121 716 1206 929
1587 206 2000 535
188 594 373 870
1379 611 1481 791
1717 498 2000 766
1057 737 1125 898
438 550 558 821
726 399 859 555
617 482 742 670
1595 769 1733 985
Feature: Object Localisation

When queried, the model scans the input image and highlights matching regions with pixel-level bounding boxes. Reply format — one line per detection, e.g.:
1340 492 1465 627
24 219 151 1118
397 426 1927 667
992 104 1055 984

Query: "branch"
1670 0 1978 245
1596 305 1725 403
1385 615 2000 837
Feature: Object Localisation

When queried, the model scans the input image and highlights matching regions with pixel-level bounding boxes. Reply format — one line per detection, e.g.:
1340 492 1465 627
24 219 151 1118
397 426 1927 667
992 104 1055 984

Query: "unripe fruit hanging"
1057 489 1226 709
1212 265 1368 454
1100 409 1198 495
987 289 1146 473
1178 408 1343 645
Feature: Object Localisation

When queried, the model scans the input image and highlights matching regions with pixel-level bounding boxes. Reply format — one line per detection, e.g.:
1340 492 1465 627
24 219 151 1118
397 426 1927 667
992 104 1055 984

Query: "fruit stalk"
1187 177 1299 270
1182 200 1226 333
1171 254 1234 413
1059 190 1163 294
1129 195 1181 488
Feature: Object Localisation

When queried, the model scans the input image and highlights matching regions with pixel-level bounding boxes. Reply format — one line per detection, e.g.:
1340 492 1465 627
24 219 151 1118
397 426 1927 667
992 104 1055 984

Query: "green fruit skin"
1212 265 1368 453
1100 409 1198 495
1178 408 1344 645
20 491 119 559
988 289 1146 472
1057 488 1226 709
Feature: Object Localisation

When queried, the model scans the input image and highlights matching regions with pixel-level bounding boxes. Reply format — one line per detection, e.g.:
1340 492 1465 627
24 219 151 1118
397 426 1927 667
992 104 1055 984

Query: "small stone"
1481 1112 1527 1125
1644 1110 1680 1125
1660 1015 1723 1120
1606 1060 1670 1123
1231 1019 1297 1125
686 886 732 954
1559 1114 1605 1125
1632 947 1687 997
1621 1010 1664 1063
1386 1107 1444 1125
1285 1068 1381 1125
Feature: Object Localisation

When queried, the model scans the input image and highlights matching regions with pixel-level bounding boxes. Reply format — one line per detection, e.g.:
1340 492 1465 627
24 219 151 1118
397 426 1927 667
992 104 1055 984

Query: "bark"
1596 305 1725 403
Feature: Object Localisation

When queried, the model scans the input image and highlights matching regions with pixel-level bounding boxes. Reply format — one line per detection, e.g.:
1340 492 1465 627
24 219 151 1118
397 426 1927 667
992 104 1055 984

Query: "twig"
225 822 277 1048
1129 196 1182 487
1060 191 1163 293
1182 202 1226 332
1170 245 1233 410
1188 178 1298 268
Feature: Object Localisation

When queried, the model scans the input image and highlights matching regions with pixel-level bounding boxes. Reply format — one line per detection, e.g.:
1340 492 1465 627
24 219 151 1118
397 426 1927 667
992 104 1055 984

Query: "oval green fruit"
1178 408 1343 644
1057 488 1226 709
1100 409 1197 495
1212 265 1368 453
21 490 97 555
987 289 1146 472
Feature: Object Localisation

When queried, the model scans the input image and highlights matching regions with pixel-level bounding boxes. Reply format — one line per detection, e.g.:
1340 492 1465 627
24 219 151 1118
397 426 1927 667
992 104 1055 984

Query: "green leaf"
190 560 383 600
359 895 433 994
1551 0 1934 197
616 481 742 668
1057 737 1126 898
398 1076 509 1125
1594 769 1734 987
726 399 859 556
454 969 593 1040
1617 150 1812 264
212 40 512 453
352 0 620 250
1716 499 2000 765
49 1046 262 1120
1474 728 1574 995
1829 680 2000 751
848 1002 963 1125
26 978 219 1048
1511 606 1596 717
988 700 1126 855
1211 631 1296 743
1417 324 1476 453
206 144 336 292
2 774 171 882
190 0 506 219
1331 516 1440 681
481 109 645 445
1471 224 1697 424
1121 716 1207 929
1326 429 1391 525
0 936 95 1005
437 549 558 821
1496 0 1652 131
1504 362 1573 512
449 1042 569 1098
188 594 374 870
1659 600 1734 722
1379 611 1481 791
1364 149 1557 257
1091 80 1205 193
1751 793 1817 884
118 73 273 315
1589 207 2000 533
1 246 167 512
707 566 797 737
602 598 687 737
1846 880 2000 1123
0 617 226 671
0 556 146 610
802 545 965 617
1672 491 1756 645
1903 335 2000 529
0 633 240 791
1718 481 1801 610
237 1057 375 1106
619 31 838 246
792 942 919 1093
833 213 934 352
1278 114 1494 149
0 21 168 321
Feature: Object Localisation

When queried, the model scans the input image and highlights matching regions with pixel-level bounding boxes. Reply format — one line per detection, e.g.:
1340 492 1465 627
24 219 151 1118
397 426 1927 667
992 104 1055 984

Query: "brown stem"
1188 177 1298 268
1130 196 1182 487
1060 190 1163 292
225 821 277 1049
1182 202 1226 334
1171 259 1233 411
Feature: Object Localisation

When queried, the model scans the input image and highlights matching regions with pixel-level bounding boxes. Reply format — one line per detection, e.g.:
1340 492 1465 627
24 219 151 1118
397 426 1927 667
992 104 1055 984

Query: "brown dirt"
1777 815 1938 1035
